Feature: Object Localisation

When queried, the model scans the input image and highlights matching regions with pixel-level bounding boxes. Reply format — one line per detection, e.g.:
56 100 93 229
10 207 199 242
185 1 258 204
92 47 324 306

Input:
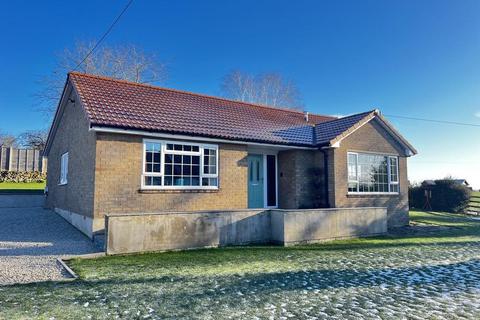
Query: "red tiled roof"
69 72 336 146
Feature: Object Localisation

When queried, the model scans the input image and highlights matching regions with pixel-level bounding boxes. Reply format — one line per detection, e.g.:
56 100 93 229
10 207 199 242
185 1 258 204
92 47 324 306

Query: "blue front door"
248 154 264 208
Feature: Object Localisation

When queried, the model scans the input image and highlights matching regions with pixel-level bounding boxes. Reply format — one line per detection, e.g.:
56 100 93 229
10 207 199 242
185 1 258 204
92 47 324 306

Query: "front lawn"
2 211 480 319
0 181 45 193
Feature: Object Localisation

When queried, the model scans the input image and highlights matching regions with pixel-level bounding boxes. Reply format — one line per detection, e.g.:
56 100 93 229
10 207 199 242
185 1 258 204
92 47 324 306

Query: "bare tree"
0 131 17 148
36 41 167 118
16 129 48 150
221 70 303 110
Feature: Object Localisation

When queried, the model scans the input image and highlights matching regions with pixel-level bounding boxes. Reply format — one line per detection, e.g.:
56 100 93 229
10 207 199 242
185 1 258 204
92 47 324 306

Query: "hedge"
409 179 471 213
0 171 46 183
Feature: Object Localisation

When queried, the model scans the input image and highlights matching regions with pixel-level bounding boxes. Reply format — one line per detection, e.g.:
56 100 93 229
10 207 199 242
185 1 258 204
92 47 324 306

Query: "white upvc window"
142 139 219 189
347 152 399 194
59 152 68 185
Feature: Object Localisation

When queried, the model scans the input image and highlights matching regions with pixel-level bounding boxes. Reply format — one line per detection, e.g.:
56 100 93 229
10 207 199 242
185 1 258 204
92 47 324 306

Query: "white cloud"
475 111 480 118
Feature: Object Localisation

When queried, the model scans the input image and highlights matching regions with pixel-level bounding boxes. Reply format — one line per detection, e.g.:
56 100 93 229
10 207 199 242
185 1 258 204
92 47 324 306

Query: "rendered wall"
105 207 387 254
270 207 387 245
105 209 270 254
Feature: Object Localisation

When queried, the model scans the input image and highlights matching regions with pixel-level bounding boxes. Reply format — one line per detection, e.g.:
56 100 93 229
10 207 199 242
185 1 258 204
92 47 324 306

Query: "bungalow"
44 72 417 251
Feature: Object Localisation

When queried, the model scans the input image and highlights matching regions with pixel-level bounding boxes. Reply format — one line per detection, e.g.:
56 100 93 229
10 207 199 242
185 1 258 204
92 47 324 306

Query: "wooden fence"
0 147 47 173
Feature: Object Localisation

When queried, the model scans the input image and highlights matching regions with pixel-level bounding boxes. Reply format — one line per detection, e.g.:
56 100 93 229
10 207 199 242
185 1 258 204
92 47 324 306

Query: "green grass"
2 210 480 319
67 211 480 280
0 181 45 193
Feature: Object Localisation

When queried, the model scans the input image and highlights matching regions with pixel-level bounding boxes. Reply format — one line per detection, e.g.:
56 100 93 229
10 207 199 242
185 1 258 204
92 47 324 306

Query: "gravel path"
0 206 100 285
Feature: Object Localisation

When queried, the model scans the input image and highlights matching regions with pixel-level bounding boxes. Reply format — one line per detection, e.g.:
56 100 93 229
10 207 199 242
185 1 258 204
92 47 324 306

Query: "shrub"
409 185 425 209
0 171 46 183
409 179 471 213
431 179 471 213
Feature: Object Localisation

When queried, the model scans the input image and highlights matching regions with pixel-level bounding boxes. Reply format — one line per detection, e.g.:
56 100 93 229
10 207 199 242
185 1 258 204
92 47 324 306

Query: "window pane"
389 157 398 183
174 165 181 175
182 166 191 175
192 165 200 176
144 143 161 173
144 176 161 186
353 153 390 193
192 177 200 186
390 184 399 193
347 153 357 181
203 149 217 176
348 182 358 192
146 152 153 162
202 177 218 186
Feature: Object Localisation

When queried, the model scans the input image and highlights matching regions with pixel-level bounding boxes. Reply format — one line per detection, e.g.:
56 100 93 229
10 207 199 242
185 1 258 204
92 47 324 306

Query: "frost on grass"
2 240 480 319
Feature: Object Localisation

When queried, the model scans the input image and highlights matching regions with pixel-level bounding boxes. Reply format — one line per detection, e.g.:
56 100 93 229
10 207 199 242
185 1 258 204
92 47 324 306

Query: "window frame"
347 151 399 195
59 152 68 185
141 139 219 190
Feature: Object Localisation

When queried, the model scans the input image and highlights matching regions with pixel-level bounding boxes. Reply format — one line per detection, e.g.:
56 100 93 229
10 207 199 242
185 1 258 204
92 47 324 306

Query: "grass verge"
0 181 45 193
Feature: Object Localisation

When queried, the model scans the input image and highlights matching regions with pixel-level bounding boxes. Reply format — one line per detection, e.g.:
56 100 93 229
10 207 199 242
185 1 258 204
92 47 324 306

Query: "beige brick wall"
45 89 96 218
93 133 248 218
278 150 326 209
329 119 410 227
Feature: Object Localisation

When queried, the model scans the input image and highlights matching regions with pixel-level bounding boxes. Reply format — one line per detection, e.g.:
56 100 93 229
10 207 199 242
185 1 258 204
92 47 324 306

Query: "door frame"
247 150 278 209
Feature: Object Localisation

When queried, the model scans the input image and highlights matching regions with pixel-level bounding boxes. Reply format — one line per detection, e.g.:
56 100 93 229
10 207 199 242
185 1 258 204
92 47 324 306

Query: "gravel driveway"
0 203 100 285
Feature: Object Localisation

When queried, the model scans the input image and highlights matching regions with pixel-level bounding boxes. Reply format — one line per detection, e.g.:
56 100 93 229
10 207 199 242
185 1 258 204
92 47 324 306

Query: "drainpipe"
319 148 330 208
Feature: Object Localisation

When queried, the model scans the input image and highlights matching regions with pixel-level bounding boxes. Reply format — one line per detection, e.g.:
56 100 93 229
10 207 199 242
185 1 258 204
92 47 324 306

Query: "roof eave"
317 110 418 156
44 75 73 156
89 124 318 149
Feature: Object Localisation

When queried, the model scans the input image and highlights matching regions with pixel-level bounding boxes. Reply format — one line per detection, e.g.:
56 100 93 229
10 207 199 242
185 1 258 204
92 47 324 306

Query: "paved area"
0 204 100 285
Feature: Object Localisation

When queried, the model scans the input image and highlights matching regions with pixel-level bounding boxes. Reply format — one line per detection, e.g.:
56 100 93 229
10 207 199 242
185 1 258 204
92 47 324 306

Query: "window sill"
138 188 220 194
347 192 399 197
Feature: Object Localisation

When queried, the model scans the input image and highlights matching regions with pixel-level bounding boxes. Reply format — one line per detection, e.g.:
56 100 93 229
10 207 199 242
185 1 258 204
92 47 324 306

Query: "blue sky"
1 0 479 188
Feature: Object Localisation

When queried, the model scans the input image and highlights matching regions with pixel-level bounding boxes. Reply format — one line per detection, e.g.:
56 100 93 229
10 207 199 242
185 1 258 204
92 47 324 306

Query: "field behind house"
467 191 480 215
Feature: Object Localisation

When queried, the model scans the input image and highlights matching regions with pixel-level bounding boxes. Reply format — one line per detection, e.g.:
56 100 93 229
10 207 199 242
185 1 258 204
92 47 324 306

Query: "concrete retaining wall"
106 210 271 254
271 207 387 245
105 207 388 255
